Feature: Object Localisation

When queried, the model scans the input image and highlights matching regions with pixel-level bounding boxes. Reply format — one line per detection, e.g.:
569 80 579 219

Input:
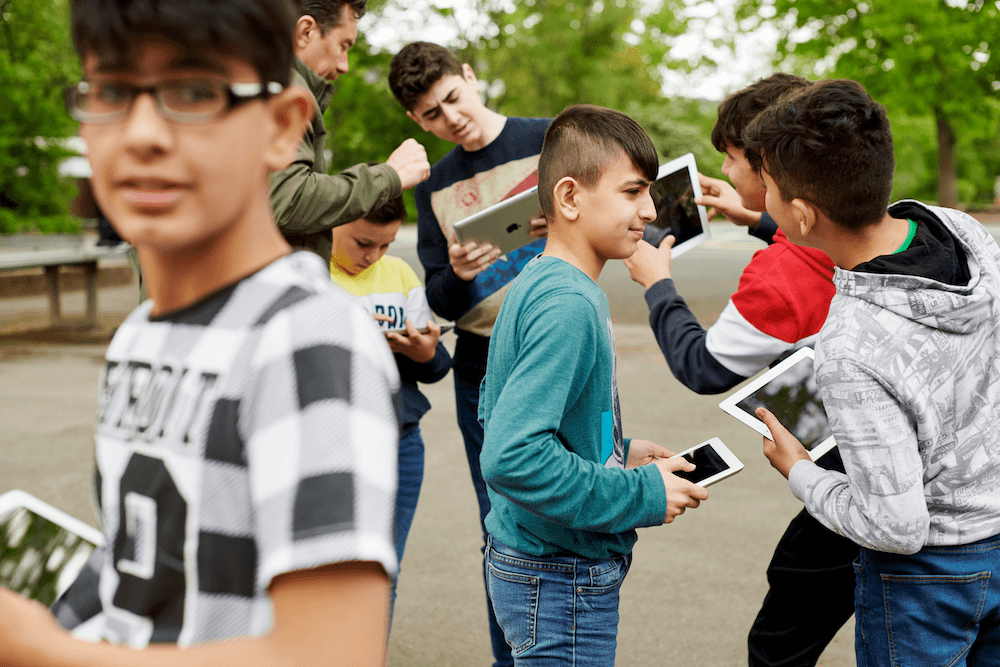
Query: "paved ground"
10 212 1000 664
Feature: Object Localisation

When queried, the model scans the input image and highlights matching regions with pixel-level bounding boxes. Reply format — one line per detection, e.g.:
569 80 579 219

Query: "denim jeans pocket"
881 571 991 667
487 562 540 656
582 554 630 592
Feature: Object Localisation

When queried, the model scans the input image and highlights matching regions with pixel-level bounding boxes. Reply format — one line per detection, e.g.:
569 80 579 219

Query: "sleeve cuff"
643 278 678 311
788 458 823 502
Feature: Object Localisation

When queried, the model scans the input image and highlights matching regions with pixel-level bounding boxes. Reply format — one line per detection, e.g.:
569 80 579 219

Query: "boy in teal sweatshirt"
478 104 710 665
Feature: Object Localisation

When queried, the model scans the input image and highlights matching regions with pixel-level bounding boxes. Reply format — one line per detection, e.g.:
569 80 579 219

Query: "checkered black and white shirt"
51 252 400 647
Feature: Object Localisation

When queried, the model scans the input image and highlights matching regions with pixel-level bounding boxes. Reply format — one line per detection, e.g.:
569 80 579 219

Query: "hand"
448 234 502 281
623 237 673 289
385 138 431 191
757 407 811 479
386 319 440 363
625 439 675 469
0 588 64 666
651 456 710 523
528 214 548 238
695 173 762 228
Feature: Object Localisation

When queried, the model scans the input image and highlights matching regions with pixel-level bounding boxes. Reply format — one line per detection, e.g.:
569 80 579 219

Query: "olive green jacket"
269 57 401 263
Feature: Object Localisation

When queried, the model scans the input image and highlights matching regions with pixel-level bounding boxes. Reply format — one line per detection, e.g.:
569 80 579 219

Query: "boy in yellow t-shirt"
331 196 452 625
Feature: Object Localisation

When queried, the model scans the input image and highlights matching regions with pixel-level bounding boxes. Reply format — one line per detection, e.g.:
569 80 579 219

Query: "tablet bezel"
718 347 837 461
669 436 744 487
453 186 542 256
0 489 104 605
645 152 712 258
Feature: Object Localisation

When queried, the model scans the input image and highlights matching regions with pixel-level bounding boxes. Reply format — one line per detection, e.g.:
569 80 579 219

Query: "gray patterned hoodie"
789 201 1000 554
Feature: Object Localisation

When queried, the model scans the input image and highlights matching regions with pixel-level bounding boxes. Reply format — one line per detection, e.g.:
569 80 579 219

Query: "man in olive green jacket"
270 0 430 262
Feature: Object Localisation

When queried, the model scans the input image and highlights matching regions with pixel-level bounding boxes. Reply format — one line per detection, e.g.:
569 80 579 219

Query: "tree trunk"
936 111 959 208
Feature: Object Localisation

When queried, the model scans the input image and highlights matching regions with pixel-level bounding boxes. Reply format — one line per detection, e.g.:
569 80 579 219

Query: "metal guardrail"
0 243 132 328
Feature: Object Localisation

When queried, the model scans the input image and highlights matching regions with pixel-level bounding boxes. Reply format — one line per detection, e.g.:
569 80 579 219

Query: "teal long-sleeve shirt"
479 256 667 559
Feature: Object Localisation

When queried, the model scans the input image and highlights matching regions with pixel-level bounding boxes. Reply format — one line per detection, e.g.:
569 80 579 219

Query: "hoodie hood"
831 201 997 335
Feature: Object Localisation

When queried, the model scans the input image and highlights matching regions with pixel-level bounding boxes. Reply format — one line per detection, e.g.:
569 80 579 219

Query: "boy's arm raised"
0 561 389 667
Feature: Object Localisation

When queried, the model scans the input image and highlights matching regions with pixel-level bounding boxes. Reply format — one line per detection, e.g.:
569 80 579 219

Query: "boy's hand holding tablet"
757 408 812 479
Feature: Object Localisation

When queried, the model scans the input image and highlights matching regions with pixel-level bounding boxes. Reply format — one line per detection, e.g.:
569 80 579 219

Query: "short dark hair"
362 195 407 225
388 42 464 112
538 104 658 218
293 0 365 32
742 79 895 231
71 0 297 87
710 73 811 153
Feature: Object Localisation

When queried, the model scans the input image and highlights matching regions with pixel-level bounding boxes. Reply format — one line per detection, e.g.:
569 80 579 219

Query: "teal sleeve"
480 293 666 532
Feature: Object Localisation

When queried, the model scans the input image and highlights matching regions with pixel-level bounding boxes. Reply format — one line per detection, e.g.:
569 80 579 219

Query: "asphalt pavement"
0 220 910 666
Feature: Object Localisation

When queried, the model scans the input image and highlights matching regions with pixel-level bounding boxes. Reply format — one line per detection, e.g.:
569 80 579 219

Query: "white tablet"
0 490 103 606
453 186 543 256
719 347 837 461
642 152 711 257
669 437 743 487
384 322 456 336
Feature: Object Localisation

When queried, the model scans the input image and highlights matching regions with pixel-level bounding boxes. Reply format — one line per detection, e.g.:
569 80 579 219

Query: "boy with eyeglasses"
0 1 400 665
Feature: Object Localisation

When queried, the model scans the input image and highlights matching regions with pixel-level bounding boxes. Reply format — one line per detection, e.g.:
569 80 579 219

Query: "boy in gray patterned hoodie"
744 79 1000 666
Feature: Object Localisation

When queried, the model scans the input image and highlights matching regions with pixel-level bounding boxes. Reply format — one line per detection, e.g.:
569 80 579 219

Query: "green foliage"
0 0 81 230
735 0 1000 206
325 0 710 218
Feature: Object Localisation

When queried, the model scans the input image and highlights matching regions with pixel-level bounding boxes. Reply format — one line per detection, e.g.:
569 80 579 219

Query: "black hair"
362 196 407 225
711 72 811 153
742 79 895 231
293 0 365 32
71 0 297 86
388 42 464 112
538 104 658 218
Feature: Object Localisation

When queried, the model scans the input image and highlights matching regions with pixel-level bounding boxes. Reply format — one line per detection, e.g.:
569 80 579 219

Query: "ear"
461 62 477 86
406 109 429 133
294 15 318 53
552 177 580 222
265 85 313 172
791 198 818 238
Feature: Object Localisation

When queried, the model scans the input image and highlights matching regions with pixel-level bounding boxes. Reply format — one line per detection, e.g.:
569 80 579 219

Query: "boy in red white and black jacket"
625 73 859 667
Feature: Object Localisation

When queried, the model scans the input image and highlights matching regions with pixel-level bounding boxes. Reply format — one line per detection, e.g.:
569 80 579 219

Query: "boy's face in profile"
81 41 278 254
722 146 766 212
760 169 802 243
331 217 401 276
574 155 656 260
407 65 488 151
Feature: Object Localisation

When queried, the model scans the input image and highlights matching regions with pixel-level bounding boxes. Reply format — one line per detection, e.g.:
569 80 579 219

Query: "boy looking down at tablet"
389 41 549 666
749 79 1000 667
0 1 400 665
479 104 709 664
624 73 858 667
329 195 451 625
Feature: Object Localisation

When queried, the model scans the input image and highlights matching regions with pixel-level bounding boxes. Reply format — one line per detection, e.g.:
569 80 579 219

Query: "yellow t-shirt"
330 255 436 331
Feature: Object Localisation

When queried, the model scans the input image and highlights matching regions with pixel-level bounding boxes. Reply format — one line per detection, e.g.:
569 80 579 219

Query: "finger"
755 407 791 440
662 235 676 249
705 206 718 221
425 320 441 335
403 318 419 336
372 313 392 323
661 457 696 473
646 444 674 458
385 333 407 345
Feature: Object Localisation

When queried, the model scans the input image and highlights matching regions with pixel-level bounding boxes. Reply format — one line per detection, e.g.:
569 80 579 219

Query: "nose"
123 93 173 158
721 154 732 176
639 191 656 223
338 51 350 75
442 104 460 127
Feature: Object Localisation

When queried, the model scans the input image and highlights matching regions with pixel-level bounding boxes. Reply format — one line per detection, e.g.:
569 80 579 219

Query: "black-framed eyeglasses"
63 79 285 125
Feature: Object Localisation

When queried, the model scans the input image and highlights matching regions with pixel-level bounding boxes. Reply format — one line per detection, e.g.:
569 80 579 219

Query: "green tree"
325 0 721 217
0 0 81 233
736 0 999 207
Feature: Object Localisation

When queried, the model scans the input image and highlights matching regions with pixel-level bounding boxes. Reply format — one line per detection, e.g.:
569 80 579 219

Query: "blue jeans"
455 368 513 667
485 535 631 665
854 532 1000 667
390 426 425 626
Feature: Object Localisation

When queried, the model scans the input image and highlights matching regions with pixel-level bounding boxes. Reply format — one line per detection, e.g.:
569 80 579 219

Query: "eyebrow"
420 86 460 119
621 178 651 188
92 50 229 76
